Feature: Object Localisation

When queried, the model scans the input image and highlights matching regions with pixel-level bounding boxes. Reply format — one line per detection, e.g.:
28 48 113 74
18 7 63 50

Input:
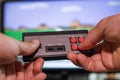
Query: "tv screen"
1 0 120 69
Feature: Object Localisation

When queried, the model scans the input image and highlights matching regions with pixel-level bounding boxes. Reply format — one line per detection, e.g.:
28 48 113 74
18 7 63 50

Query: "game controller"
23 30 93 62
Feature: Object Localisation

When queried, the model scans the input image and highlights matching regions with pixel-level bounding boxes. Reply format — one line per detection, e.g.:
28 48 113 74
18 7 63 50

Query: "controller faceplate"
23 30 93 62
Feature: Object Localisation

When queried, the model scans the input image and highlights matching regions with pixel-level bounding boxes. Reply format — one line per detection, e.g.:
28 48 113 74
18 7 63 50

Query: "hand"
0 33 46 79
67 14 120 72
0 58 46 80
0 33 40 64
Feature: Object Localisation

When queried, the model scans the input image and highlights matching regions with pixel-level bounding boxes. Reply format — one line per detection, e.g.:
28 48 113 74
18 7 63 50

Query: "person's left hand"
0 58 46 80
0 33 40 65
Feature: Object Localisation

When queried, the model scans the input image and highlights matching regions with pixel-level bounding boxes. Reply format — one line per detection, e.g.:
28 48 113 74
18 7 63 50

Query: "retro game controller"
23 30 93 62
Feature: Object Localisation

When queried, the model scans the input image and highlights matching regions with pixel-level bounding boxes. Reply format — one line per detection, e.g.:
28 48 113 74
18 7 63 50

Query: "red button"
78 37 84 43
71 44 78 50
70 37 77 43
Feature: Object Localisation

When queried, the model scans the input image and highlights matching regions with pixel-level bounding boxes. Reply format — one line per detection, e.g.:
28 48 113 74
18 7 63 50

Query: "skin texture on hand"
67 14 120 72
0 58 46 80
0 33 46 80
0 33 40 64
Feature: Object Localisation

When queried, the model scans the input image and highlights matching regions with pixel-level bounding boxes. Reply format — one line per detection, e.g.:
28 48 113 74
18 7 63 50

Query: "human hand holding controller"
67 14 120 72
0 33 46 80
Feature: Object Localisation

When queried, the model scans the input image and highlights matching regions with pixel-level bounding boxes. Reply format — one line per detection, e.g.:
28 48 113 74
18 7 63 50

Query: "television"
1 0 120 70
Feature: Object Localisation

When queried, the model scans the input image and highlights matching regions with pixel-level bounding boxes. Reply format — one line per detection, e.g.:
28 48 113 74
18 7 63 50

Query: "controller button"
70 37 77 43
71 44 78 50
78 37 84 43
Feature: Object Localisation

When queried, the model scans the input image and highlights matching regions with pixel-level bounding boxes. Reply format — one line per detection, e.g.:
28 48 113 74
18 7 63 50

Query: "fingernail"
32 39 39 44
41 73 47 79
31 39 40 47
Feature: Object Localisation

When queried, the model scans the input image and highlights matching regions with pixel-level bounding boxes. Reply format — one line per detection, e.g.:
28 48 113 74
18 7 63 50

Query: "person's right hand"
67 14 120 72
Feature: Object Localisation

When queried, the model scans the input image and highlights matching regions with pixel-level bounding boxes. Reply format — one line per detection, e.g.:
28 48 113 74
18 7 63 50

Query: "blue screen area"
4 0 120 30
3 0 120 69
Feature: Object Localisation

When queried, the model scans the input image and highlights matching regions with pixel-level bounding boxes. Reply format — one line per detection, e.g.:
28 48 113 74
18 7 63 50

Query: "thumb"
18 39 40 56
79 21 105 50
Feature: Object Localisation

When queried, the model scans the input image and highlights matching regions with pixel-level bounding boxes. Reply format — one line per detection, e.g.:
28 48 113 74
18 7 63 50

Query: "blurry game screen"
2 0 120 69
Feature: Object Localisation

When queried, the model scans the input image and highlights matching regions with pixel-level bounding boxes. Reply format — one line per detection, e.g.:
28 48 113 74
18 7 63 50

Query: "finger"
0 65 6 80
24 62 34 80
5 63 16 80
77 54 107 72
100 42 114 71
32 73 46 80
67 52 81 67
18 39 40 56
15 61 24 80
79 19 107 50
33 58 44 75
